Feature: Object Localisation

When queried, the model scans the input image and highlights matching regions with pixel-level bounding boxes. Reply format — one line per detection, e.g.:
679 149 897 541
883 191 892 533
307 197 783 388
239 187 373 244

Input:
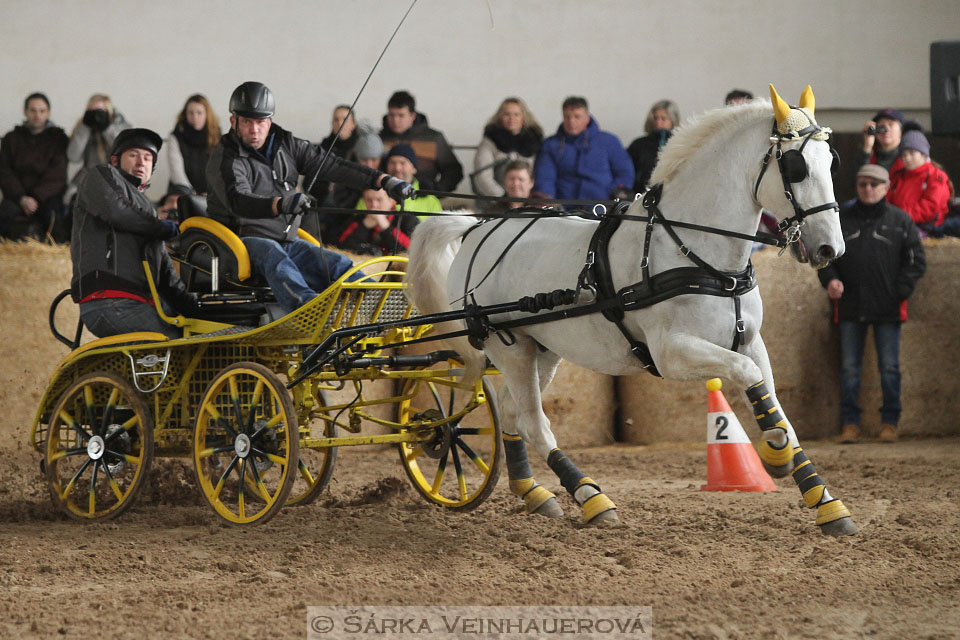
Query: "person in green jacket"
355 144 442 220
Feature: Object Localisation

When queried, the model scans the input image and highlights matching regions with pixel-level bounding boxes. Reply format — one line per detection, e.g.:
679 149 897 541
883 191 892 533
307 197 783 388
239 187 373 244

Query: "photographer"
65 94 130 204
859 108 904 173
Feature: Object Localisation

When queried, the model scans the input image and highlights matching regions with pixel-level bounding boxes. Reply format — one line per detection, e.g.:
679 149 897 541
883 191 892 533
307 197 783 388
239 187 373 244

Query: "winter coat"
887 161 951 226
70 164 192 310
0 123 68 202
626 129 672 193
206 123 383 242
336 212 418 256
65 112 130 202
471 124 542 197
380 112 463 192
857 146 903 174
167 123 216 193
533 118 634 200
817 198 926 323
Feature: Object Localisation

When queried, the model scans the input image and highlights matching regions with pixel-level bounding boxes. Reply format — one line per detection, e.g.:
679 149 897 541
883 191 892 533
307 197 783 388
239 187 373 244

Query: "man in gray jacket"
207 82 415 313
71 128 197 339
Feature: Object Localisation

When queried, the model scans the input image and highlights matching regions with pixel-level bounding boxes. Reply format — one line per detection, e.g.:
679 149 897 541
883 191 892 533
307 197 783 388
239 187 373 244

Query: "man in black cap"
71 128 198 339
859 108 905 173
206 81 415 313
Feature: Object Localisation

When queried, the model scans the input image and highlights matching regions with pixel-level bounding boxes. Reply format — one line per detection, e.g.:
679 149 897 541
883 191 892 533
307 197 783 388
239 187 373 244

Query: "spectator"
309 105 365 205
818 164 926 444
627 100 680 193
887 127 952 228
70 128 197 339
485 159 535 215
724 89 754 106
379 90 463 192
322 130 386 242
166 94 221 195
0 92 69 242
338 188 418 256
205 82 413 314
357 144 441 220
471 97 543 198
859 108 904 172
534 96 634 201
66 94 130 203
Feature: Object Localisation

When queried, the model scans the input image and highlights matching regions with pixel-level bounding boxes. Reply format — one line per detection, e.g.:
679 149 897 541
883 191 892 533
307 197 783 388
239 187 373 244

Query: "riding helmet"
110 128 163 165
229 81 275 118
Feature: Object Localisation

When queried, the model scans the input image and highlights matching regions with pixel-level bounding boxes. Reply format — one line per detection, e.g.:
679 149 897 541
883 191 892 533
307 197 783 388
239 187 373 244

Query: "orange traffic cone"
701 378 777 492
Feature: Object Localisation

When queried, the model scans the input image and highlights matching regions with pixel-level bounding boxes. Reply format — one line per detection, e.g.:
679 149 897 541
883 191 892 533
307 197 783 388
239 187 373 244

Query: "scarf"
483 124 543 157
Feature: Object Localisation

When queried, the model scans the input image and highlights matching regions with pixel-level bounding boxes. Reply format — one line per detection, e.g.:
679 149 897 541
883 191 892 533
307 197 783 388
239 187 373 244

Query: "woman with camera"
859 108 904 173
65 94 131 203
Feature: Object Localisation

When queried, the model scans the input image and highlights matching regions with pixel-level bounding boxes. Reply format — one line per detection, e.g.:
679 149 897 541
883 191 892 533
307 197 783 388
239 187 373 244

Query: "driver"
206 82 415 313
71 128 198 339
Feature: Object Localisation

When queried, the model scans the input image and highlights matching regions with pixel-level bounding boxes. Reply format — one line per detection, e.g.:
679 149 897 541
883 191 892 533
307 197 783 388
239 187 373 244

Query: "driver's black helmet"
229 81 275 118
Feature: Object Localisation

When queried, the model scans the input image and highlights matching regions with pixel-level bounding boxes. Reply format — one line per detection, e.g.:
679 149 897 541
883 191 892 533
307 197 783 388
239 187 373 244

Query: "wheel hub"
235 433 252 458
420 424 452 460
87 435 105 460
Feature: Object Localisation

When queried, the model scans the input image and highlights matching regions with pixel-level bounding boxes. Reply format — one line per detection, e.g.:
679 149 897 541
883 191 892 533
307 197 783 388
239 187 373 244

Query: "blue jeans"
838 321 902 426
242 237 361 313
80 299 182 339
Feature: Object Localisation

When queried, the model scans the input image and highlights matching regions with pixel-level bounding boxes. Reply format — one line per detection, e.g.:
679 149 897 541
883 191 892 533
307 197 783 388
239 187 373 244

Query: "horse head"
758 84 844 268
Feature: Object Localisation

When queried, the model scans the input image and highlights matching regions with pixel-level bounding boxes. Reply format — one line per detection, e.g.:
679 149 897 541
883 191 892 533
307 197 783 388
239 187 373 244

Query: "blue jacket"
534 118 634 200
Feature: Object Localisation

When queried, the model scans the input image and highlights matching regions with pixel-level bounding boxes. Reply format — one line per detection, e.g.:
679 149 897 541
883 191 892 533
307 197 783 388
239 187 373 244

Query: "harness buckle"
639 256 648 269
584 250 595 268
679 245 690 257
736 319 745 334
725 276 738 292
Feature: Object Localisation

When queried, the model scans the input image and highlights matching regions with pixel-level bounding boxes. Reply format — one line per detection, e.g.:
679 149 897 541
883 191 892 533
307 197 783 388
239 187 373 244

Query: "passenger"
166 94 222 195
206 82 414 313
71 128 198 340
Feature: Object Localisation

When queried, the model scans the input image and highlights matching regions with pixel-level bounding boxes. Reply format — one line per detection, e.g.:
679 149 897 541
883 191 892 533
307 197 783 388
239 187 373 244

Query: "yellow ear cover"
769 84 791 125
798 85 815 113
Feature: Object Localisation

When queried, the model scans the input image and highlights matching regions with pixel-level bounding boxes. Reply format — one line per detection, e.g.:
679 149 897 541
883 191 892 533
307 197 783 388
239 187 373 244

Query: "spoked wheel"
45 372 153 521
397 374 501 510
193 362 298 525
287 390 338 506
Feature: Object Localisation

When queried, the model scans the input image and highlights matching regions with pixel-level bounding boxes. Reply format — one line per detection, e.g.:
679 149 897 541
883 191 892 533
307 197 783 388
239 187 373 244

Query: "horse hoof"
589 509 620 526
819 516 858 537
531 497 564 518
762 460 793 479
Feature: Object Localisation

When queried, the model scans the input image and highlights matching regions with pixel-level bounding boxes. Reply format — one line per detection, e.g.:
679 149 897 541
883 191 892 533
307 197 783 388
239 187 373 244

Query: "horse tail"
405 213 487 385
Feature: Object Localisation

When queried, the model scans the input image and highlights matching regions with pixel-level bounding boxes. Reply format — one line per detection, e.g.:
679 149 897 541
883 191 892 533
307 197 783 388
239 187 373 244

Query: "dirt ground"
1 434 958 640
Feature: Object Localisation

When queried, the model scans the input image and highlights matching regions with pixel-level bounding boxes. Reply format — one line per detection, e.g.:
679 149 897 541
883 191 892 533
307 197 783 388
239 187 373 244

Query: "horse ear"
798 85 815 113
769 84 790 125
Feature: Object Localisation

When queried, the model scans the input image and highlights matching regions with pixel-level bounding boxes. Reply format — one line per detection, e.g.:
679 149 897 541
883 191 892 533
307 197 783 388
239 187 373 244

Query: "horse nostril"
817 245 836 262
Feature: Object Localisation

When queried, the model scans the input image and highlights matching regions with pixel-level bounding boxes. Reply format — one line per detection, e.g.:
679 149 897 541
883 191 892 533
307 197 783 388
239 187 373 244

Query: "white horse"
405 85 857 536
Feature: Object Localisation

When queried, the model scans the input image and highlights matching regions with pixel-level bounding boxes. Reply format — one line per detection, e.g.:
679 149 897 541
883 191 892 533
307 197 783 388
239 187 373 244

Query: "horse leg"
487 340 616 524
742 337 858 537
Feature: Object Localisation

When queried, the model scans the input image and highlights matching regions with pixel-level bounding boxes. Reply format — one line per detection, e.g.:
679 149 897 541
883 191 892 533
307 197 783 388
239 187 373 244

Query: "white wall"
2 0 957 196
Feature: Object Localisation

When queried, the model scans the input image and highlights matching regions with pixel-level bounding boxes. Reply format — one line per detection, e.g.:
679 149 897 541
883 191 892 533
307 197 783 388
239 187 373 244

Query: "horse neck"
647 122 768 273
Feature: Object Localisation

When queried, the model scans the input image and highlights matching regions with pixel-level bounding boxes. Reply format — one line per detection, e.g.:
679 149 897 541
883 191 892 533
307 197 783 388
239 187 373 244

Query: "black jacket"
206 123 382 242
626 130 672 193
818 198 926 323
379 112 463 192
70 164 193 310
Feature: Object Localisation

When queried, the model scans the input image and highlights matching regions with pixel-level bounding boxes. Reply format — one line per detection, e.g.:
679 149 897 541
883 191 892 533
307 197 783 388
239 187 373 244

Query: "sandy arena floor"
1 435 958 639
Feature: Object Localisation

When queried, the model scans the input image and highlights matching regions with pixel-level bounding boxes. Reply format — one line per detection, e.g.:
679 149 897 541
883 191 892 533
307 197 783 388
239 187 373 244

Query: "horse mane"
651 100 773 185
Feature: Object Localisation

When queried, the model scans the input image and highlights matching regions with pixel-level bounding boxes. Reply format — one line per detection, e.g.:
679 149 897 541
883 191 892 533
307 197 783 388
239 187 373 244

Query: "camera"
866 125 888 135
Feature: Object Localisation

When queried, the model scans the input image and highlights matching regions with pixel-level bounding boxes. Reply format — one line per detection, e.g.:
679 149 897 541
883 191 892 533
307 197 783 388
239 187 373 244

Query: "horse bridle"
753 119 840 245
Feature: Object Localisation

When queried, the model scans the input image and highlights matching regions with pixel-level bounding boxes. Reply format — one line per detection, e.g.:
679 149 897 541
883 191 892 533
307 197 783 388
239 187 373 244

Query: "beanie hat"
856 164 889 183
873 108 904 124
353 133 383 160
386 143 418 170
900 129 930 157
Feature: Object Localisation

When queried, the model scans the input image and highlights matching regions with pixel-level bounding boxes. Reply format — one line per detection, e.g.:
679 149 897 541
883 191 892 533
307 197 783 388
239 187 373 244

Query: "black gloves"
159 219 180 239
82 109 110 132
382 176 416 201
279 193 315 216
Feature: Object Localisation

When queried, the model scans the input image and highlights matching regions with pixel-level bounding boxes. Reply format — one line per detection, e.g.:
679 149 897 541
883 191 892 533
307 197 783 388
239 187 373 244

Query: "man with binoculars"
859 108 904 173
207 82 415 313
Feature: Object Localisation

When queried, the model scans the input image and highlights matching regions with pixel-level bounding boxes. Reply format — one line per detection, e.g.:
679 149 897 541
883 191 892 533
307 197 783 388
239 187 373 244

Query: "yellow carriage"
30 211 502 526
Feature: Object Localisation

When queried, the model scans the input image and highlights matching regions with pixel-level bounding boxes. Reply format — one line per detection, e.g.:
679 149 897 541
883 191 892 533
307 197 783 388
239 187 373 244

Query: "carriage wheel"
193 362 298 525
286 390 338 507
45 372 153 521
397 375 501 510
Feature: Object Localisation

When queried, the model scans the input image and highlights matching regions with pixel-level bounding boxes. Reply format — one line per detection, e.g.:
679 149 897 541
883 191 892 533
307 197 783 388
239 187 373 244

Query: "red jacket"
887 161 952 225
